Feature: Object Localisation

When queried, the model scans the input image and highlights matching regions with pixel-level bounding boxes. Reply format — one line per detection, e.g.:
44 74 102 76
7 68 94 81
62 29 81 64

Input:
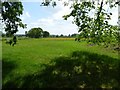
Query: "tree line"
25 27 50 38
1 27 79 38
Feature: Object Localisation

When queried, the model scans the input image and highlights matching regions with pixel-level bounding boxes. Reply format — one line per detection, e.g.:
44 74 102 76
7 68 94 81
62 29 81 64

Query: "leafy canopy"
62 0 119 45
43 31 50 37
27 27 43 38
1 1 26 36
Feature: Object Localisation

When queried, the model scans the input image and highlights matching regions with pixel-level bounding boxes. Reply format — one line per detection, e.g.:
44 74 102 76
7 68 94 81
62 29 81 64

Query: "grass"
2 38 120 88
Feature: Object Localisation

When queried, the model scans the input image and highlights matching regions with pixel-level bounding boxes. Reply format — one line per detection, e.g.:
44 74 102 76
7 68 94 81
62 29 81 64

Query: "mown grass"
2 38 119 88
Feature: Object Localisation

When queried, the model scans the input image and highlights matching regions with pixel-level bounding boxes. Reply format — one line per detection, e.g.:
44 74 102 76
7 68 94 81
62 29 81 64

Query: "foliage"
71 34 78 37
41 0 57 7
63 1 119 46
43 31 50 37
27 28 50 38
27 27 43 38
1 1 26 46
5 36 17 46
1 1 26 36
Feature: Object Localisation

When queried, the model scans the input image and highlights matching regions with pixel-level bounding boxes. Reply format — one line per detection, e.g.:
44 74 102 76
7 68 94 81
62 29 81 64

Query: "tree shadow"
2 59 17 80
2 59 17 88
3 51 120 88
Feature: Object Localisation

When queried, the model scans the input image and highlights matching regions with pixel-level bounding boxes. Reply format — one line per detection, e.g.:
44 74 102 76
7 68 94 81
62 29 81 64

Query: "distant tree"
56 35 59 37
68 34 71 37
49 35 56 38
43 31 50 37
60 34 64 37
27 27 43 38
71 34 77 37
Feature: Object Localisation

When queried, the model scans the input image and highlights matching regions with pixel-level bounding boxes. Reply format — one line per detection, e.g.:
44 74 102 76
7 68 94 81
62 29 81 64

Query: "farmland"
2 38 120 88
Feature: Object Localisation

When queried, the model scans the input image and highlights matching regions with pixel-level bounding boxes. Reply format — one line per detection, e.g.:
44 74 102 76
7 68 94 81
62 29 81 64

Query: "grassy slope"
2 38 119 88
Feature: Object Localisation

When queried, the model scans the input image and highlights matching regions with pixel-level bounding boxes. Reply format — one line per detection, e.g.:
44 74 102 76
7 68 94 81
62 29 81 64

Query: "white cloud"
20 11 31 21
26 12 31 18
109 6 118 25
38 18 54 25
52 1 72 20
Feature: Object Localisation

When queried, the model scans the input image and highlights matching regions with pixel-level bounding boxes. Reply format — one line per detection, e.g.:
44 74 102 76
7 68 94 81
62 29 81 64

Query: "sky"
10 1 119 35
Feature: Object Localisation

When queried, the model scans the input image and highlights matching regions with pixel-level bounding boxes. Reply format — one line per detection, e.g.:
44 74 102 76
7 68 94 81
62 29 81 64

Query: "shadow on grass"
2 59 18 88
3 51 120 88
2 59 17 80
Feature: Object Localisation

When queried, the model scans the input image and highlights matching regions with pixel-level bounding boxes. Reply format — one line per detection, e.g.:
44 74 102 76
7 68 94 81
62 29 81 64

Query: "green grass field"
2 38 120 88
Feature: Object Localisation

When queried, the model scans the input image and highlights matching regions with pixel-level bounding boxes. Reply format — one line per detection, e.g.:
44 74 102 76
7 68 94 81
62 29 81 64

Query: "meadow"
2 38 120 88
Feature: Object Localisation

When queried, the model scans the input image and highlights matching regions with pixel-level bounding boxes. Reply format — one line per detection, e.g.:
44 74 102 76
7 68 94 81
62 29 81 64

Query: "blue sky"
17 1 118 35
